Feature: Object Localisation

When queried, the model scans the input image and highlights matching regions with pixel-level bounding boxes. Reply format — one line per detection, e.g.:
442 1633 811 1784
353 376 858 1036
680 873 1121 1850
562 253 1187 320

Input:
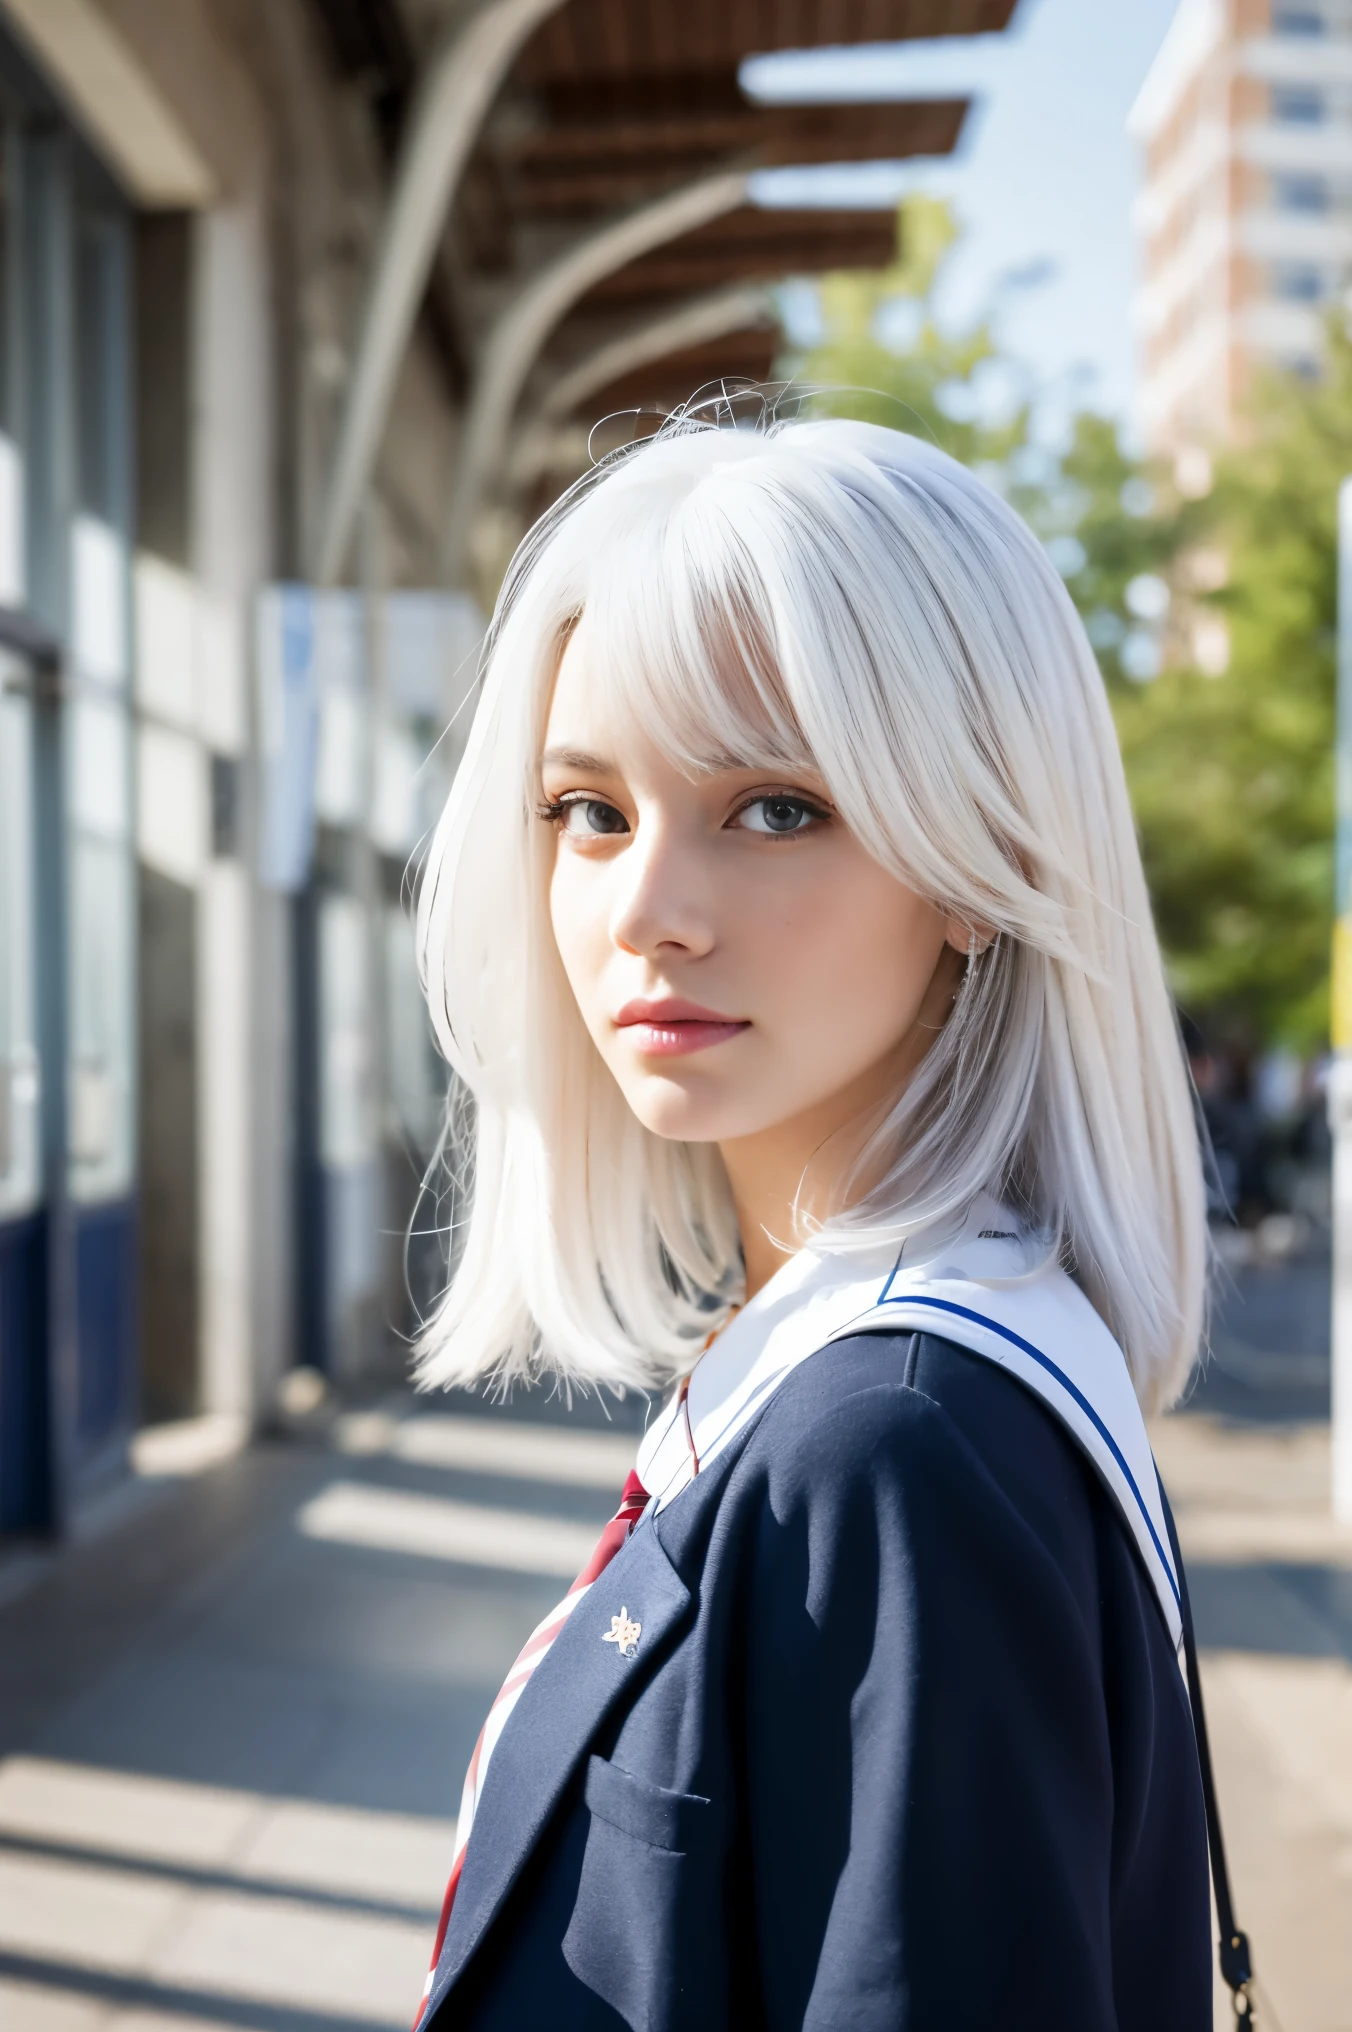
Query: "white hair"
415 415 1205 1415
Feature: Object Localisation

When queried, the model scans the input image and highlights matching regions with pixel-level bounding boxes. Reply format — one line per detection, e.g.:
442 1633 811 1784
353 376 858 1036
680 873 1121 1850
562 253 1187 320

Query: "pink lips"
614 997 751 1058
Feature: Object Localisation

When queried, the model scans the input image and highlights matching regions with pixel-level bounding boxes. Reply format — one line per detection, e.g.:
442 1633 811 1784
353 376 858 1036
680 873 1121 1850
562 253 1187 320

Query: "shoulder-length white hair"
416 414 1205 1415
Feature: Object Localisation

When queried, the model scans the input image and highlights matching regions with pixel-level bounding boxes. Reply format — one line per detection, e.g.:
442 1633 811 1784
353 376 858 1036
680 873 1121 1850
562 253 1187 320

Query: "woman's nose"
609 822 716 960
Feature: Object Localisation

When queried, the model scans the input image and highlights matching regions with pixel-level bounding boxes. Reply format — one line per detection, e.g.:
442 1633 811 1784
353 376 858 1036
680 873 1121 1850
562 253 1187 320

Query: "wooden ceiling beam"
575 328 783 415
488 96 966 214
571 205 900 308
504 96 964 159
536 284 778 421
517 0 1019 83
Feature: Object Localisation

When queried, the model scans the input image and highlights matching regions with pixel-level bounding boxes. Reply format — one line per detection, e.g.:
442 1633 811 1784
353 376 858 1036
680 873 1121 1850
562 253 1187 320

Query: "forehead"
542 626 611 744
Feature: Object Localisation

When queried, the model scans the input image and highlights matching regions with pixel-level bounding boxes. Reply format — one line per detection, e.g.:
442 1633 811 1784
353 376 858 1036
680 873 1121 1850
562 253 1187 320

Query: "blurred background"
0 0 1348 2027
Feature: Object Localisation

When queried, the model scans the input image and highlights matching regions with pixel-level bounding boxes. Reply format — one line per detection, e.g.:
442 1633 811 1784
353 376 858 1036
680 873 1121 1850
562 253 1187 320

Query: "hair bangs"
562 466 816 782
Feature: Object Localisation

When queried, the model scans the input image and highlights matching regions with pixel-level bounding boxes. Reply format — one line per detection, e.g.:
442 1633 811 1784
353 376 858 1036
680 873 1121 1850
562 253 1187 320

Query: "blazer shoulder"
748 1327 1090 1484
734 1328 1109 1585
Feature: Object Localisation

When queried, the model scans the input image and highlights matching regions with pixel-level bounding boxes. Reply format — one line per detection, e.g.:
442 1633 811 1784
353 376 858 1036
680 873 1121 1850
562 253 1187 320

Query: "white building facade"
0 0 465 1534
1132 0 1352 466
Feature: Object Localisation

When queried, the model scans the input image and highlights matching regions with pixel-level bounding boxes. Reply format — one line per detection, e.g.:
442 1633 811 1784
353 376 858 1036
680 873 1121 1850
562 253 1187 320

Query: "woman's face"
542 628 968 1157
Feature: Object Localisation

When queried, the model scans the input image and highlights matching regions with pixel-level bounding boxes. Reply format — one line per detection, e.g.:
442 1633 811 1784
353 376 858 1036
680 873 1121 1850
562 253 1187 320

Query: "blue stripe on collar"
875 1287 1181 1611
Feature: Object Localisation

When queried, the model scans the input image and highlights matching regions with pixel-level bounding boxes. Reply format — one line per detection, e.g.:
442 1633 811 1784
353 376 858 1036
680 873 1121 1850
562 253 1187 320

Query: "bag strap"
1161 1484 1257 2025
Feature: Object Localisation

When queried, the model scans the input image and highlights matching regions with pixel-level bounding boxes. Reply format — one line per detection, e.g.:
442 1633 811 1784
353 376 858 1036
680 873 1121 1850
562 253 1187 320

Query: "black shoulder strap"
1160 1483 1257 2025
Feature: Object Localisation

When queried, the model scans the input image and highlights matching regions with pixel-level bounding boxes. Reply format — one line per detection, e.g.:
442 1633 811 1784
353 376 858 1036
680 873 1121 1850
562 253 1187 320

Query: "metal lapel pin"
602 1607 642 1658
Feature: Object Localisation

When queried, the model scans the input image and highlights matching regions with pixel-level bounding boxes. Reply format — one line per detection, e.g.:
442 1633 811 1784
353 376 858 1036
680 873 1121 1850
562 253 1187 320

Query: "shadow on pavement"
1188 1560 1352 1661
1183 1244 1331 1425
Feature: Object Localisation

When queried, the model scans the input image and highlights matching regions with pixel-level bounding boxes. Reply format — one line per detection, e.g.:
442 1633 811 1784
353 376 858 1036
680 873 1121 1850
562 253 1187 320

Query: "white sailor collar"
635 1197 1182 1651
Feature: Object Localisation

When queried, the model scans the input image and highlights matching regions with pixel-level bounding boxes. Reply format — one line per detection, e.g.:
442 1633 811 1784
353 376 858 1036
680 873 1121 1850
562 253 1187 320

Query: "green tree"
1010 410 1182 690
795 194 1029 469
1109 340 1348 1048
792 198 1343 1048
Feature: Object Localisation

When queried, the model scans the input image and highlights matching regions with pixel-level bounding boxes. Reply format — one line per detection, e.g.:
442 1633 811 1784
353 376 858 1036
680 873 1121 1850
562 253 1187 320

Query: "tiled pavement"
1155 1414 1352 2032
0 1403 636 2032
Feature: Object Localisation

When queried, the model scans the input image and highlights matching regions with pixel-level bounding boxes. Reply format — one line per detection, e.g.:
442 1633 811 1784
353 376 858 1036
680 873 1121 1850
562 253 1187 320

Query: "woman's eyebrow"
540 746 618 774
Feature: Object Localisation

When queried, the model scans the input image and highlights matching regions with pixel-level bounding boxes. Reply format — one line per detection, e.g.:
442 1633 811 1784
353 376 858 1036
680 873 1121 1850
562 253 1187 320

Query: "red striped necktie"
413 1469 650 2026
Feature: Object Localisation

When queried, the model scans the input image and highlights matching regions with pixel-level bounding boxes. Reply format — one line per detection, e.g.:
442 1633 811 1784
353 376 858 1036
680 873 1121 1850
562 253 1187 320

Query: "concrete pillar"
191 200 287 1421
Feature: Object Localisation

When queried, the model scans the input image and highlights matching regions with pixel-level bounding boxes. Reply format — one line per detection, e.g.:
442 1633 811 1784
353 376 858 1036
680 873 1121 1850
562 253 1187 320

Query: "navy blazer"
425 1331 1212 2031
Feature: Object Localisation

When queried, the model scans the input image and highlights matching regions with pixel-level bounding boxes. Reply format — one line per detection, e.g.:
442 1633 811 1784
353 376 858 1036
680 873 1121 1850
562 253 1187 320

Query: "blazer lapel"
426 1514 692 2010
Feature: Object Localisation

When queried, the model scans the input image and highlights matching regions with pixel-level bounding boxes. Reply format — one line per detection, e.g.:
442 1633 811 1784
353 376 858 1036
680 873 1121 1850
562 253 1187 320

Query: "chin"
620 1074 773 1147
627 1097 728 1143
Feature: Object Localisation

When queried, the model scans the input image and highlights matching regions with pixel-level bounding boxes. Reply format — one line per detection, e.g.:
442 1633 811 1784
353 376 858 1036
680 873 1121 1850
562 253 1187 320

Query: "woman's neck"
717 1064 899 1300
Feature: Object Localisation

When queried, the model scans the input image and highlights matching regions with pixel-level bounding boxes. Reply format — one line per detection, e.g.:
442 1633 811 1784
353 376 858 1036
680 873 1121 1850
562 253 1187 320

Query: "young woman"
412 415 1214 2030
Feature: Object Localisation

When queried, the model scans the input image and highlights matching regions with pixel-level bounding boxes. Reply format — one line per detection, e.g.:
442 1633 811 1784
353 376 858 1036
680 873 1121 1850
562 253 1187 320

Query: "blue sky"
743 0 1184 442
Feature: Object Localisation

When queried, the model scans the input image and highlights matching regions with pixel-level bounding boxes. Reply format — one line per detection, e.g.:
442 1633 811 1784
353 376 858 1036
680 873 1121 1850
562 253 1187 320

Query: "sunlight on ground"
297 1478 601 1575
336 1411 637 1489
0 1756 453 2031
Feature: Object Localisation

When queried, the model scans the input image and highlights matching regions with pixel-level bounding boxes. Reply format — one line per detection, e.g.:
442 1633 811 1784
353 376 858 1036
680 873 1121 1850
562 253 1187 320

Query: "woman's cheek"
580 874 631 1055
549 864 597 1019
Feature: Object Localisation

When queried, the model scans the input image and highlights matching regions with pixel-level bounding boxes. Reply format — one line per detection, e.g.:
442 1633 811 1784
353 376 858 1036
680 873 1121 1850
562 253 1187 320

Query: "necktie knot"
616 1468 650 1524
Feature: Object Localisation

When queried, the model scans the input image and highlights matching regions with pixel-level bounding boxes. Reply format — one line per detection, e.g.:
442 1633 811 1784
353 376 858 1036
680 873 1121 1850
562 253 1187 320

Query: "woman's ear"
942 918 994 958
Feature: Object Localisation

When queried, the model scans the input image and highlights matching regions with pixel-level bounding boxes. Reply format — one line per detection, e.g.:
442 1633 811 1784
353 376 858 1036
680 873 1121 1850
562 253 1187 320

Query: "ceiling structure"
512 0 1016 76
465 87 968 226
311 0 1019 588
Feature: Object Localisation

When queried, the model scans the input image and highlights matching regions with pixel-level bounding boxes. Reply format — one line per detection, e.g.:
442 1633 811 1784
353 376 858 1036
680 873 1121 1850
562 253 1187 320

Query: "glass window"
65 195 133 1204
1272 261 1325 300
0 120 21 607
313 591 368 827
0 669 40 1217
65 698 133 1202
0 118 10 441
370 722 418 855
69 693 129 836
71 512 127 688
319 892 377 1172
71 205 129 689
0 432 21 607
1273 172 1330 212
75 214 121 523
1272 85 1327 122
383 904 445 1157
67 831 134 1202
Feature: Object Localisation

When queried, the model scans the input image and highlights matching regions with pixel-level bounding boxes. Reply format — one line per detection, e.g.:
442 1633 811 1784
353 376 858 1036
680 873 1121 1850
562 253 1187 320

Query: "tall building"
1131 0 1352 471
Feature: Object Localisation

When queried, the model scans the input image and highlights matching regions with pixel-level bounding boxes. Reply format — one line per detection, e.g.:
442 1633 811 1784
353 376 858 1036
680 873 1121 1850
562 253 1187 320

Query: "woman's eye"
734 795 823 836
559 798 628 837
